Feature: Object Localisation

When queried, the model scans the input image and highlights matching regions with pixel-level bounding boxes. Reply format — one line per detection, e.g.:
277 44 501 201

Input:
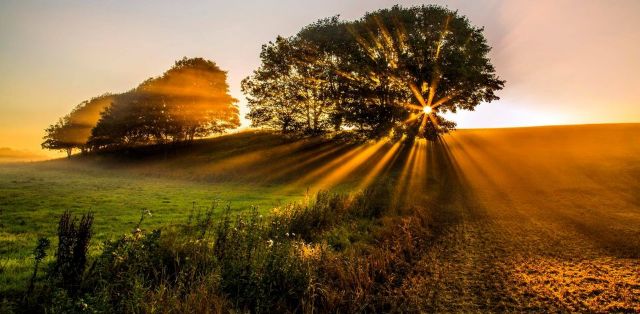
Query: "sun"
423 106 432 115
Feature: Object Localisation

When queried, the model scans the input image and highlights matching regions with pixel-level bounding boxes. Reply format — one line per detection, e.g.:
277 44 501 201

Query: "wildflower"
285 232 290 237
267 239 274 247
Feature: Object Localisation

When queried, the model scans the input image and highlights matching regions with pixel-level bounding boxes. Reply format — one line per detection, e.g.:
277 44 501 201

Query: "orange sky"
1 0 639 154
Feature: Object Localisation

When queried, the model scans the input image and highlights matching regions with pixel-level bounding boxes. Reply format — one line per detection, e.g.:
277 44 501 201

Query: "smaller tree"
42 118 77 157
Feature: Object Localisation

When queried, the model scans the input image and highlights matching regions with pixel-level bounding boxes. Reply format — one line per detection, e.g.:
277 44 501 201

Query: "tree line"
43 58 240 156
43 5 505 156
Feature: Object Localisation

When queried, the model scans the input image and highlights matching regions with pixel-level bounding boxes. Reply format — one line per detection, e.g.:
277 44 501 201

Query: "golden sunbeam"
425 75 439 108
347 25 379 61
309 139 388 191
392 140 420 207
357 140 402 190
430 94 454 109
409 82 428 107
204 139 309 174
262 143 349 181
403 113 421 124
282 144 370 192
434 14 452 61
428 114 441 130
374 16 395 51
406 140 428 198
419 112 429 134
400 102 426 112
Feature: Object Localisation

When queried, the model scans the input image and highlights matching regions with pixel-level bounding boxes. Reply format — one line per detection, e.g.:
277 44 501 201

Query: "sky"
1 0 639 154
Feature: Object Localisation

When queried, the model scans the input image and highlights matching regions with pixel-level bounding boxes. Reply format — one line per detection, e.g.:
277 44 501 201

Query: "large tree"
243 5 505 140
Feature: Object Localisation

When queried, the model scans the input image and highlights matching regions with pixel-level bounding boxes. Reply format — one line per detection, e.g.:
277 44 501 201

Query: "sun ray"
434 14 452 61
260 143 348 181
399 101 426 112
406 140 428 197
409 82 428 108
282 144 369 192
392 141 419 207
310 140 388 191
357 140 402 190
419 112 429 134
403 112 421 124
428 114 441 130
430 94 454 109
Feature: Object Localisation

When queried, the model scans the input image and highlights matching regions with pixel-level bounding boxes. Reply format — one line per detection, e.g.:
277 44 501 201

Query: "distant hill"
0 147 48 162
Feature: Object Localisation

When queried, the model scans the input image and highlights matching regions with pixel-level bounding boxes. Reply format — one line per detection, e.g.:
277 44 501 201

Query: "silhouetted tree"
88 57 240 149
65 94 116 152
244 5 505 140
42 94 116 156
41 118 77 157
242 37 307 134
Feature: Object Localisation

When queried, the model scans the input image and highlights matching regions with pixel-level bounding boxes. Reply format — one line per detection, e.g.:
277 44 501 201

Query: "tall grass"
9 183 437 313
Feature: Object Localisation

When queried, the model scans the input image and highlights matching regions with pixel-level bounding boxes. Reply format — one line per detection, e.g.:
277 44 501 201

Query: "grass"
1 125 640 312
0 160 302 293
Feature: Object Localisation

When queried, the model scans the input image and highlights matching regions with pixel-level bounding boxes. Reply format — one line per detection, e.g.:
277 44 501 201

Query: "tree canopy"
43 57 240 155
89 58 239 150
242 5 505 140
41 94 115 156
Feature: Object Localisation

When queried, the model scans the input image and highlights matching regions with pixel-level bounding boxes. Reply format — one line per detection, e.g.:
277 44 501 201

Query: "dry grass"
417 123 640 312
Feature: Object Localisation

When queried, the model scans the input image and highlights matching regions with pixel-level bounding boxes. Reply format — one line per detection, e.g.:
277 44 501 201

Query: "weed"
51 211 94 295
27 237 50 295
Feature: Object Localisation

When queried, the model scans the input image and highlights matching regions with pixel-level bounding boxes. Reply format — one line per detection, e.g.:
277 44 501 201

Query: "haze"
1 0 639 154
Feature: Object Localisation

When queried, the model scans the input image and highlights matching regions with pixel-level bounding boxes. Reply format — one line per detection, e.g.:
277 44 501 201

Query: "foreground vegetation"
6 184 432 312
1 124 639 312
0 154 302 294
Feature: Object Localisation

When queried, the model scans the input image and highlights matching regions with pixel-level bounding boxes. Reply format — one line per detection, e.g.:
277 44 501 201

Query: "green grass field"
0 131 367 293
0 145 308 292
1 125 639 311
